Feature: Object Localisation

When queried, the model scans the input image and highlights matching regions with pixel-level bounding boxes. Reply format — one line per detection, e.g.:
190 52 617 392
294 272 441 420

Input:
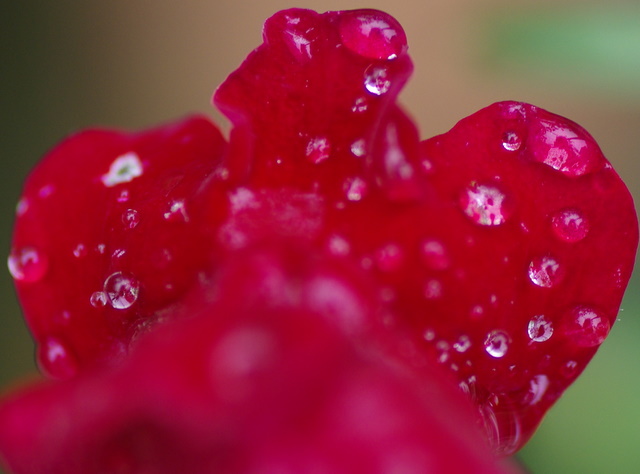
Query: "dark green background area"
1 2 639 473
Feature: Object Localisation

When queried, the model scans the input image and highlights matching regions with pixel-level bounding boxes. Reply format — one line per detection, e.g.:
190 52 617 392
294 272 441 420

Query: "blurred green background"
1 1 638 472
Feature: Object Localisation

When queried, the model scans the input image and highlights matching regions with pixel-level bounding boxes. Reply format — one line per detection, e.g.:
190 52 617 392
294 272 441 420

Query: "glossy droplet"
351 97 369 113
122 209 140 229
527 315 553 342
364 65 391 95
38 184 55 198
562 306 610 347
453 335 471 353
8 247 48 283
72 243 87 258
436 341 450 363
37 337 78 379
375 243 404 272
101 152 143 187
551 208 589 243
15 198 29 217
561 360 579 379
480 396 522 456
424 279 443 300
344 176 368 201
163 200 189 222
90 291 108 308
522 374 549 406
420 239 450 270
528 255 564 288
484 330 510 358
305 137 331 164
460 183 511 226
501 131 522 152
103 272 140 310
339 10 407 60
350 139 366 157
279 12 318 62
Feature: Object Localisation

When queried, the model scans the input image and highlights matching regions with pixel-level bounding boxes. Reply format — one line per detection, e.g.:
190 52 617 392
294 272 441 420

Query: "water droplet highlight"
101 152 143 187
364 65 391 95
501 131 522 152
527 315 553 342
562 306 610 347
344 176 368 201
424 279 443 300
551 208 589 243
339 10 407 60
305 137 331 164
528 255 564 288
90 291 108 308
460 183 511 226
453 335 471 353
122 209 140 229
103 272 140 310
8 247 48 283
37 337 78 379
484 330 510 358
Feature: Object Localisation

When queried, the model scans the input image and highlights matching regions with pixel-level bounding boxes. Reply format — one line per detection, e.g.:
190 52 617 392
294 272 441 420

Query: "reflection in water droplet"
344 177 368 201
460 183 511 226
551 208 589 243
561 360 579 379
327 235 351 256
423 328 436 341
339 10 407 60
350 139 366 157
8 247 48 283
101 152 143 187
522 374 549 406
122 209 140 229
103 272 140 310
352 97 369 113
480 397 522 456
37 337 78 379
453 335 471 353
364 65 391 95
117 189 130 203
501 131 522 152
305 137 331 164
90 291 108 308
436 340 450 363
562 306 610 347
528 255 563 288
527 315 553 342
420 239 450 270
163 200 189 222
484 330 510 358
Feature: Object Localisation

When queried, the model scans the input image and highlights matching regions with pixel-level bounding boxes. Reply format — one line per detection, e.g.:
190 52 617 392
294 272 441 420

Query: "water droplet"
364 65 391 95
453 335 471 353
339 10 407 60
562 306 610 347
38 184 55 198
351 97 369 113
350 139 366 157
470 305 484 319
72 243 87 258
15 198 29 217
423 328 436 341
480 396 522 456
436 340 450 363
527 315 553 342
122 209 140 229
528 255 564 288
279 12 318 62
375 243 404 272
101 152 143 187
305 137 331 164
420 239 450 270
96 244 106 254
103 272 140 310
163 200 189 222
460 183 512 226
484 330 510 358
522 374 549 406
551 208 589 242
37 337 78 379
424 279 443 299
8 247 48 283
90 291 108 308
327 235 351 256
561 360 579 379
501 131 522 152
112 248 126 260
117 189 130 203
344 176 368 201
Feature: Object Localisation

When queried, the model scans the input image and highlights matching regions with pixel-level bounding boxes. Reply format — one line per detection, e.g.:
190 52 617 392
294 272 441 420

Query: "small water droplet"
72 243 87 258
484 330 510 358
522 374 549 406
528 255 564 288
15 198 29 217
38 184 55 198
37 337 78 379
279 12 318 62
527 315 553 342
561 360 579 379
343 176 368 202
551 208 589 242
90 291 108 308
480 396 522 456
117 189 130 203
122 209 140 229
8 247 48 282
375 243 404 272
453 335 471 353
424 279 443 299
420 239 450 270
364 65 391 95
305 137 331 164
436 340 450 363
163 199 189 222
339 10 407 60
460 182 512 226
327 235 351 256
501 131 522 152
103 272 140 310
562 306 610 347
112 248 126 260
423 328 436 341
352 97 369 113
350 139 366 157
101 152 143 187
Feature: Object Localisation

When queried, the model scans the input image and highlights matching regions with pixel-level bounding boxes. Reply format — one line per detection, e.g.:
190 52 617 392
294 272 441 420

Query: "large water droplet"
122 209 140 229
528 255 564 288
420 239 450 270
327 235 351 257
103 272 140 310
8 247 48 283
562 306 610 347
527 315 553 342
339 10 407 60
480 396 522 456
551 208 589 243
484 330 510 358
15 198 29 217
72 243 88 258
305 137 331 164
37 337 78 379
364 65 391 95
101 152 143 187
501 130 522 152
460 183 512 226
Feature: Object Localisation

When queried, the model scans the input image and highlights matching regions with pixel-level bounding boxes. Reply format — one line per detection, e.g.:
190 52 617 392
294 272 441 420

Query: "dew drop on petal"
453 335 471 353
122 209 140 229
305 137 331 164
101 152 143 187
527 315 553 342
344 176 368 201
352 97 369 113
484 330 510 358
8 247 48 283
562 306 610 347
375 243 404 272
460 183 511 226
339 10 407 60
90 291 108 308
480 396 522 456
364 65 391 95
522 374 549 406
561 360 579 379
15 198 29 217
528 255 564 288
501 130 522 152
103 272 140 310
72 243 87 258
551 208 589 243
327 235 351 257
37 337 78 380
420 239 450 270
163 200 189 222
